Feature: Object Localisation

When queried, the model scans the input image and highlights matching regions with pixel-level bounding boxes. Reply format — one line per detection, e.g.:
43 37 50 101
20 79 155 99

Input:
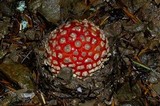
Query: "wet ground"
0 0 160 106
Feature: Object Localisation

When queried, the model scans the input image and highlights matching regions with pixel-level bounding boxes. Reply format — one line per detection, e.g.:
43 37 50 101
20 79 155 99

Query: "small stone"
57 67 73 81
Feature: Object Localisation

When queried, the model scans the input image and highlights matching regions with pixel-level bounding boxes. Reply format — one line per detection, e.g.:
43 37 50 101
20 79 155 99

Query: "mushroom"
45 19 109 78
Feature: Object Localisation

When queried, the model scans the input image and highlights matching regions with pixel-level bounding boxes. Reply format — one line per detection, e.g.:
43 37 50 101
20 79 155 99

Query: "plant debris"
0 0 159 105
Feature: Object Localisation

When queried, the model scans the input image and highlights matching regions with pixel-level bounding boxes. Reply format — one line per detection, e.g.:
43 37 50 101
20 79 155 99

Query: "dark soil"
0 0 159 106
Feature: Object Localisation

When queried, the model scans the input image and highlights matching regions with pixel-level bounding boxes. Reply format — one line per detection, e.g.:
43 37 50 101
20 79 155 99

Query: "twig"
132 60 160 78
21 50 32 63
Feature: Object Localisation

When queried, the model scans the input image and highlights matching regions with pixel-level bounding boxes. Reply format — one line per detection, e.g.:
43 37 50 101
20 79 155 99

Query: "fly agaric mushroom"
45 19 109 78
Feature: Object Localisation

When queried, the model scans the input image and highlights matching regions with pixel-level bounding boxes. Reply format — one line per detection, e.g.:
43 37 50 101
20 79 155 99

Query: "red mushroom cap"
45 19 109 78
